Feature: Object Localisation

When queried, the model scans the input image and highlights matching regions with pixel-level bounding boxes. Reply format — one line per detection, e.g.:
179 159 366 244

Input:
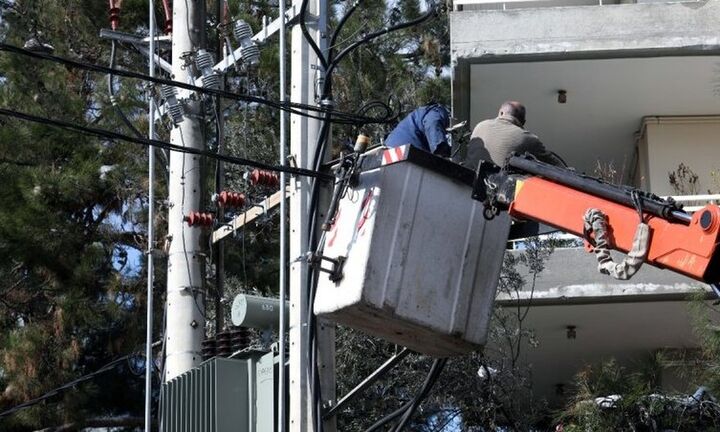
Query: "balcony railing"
453 0 610 11
452 0 694 12
665 194 720 213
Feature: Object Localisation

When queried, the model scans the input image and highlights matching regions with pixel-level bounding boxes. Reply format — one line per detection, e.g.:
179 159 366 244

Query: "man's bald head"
498 101 526 126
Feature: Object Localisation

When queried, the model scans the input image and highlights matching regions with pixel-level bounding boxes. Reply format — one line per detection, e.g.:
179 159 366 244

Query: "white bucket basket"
314 145 510 356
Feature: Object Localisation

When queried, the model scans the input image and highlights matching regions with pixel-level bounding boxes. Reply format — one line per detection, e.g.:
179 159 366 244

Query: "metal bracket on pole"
211 187 289 244
99 29 172 73
306 252 345 283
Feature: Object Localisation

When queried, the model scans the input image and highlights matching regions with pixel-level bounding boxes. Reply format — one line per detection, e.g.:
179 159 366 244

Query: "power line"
0 107 333 181
0 42 394 126
0 354 136 419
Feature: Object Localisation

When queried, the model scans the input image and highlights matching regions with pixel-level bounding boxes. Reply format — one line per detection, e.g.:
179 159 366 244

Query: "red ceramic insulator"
218 191 246 209
249 169 280 188
109 0 122 30
161 0 172 34
184 212 214 227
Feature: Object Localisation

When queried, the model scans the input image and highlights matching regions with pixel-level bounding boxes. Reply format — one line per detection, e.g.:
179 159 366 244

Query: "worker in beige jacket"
465 101 566 170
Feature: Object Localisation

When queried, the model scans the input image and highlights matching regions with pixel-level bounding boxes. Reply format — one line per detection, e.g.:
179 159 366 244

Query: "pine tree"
0 0 156 429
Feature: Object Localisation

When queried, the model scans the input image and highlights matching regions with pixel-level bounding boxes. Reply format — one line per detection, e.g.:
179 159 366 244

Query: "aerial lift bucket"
314 145 510 356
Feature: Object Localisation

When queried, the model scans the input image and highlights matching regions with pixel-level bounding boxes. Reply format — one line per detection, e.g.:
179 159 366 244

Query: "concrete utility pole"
164 0 205 382
289 0 335 429
145 0 156 429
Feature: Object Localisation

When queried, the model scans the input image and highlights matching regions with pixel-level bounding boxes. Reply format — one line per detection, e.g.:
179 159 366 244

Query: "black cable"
328 0 361 60
108 41 145 139
0 42 393 126
323 5 438 96
363 358 446 432
0 107 333 180
392 358 447 431
299 0 329 71
0 354 136 418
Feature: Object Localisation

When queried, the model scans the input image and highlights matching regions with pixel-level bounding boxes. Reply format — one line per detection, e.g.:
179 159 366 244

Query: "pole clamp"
306 252 345 282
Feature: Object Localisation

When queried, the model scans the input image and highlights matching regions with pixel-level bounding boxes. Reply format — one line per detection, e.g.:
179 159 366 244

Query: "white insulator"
166 103 184 124
233 20 254 42
233 19 260 67
195 49 215 70
161 85 185 124
195 49 220 90
240 42 261 66
200 73 222 90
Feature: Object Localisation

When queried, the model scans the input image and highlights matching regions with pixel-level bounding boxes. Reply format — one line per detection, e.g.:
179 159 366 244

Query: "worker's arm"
421 106 450 157
523 133 568 167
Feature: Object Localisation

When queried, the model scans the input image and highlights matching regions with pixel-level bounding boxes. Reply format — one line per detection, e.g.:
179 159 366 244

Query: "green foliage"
0 1 155 429
558 357 720 432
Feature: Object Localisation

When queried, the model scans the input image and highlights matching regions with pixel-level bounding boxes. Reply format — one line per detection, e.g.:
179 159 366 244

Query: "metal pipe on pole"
278 0 288 428
144 0 156 430
164 0 205 382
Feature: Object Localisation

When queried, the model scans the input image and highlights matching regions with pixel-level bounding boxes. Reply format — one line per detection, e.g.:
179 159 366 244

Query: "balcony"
493 193 719 405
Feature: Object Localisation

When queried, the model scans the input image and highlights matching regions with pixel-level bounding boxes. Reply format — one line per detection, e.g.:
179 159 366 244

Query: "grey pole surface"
164 0 205 381
278 0 288 428
289 0 321 427
145 0 156 430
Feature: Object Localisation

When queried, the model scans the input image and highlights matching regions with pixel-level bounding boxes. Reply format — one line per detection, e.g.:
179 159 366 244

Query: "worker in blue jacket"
385 104 451 157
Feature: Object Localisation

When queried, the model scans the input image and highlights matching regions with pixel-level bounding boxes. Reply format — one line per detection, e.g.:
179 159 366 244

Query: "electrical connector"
233 20 260 67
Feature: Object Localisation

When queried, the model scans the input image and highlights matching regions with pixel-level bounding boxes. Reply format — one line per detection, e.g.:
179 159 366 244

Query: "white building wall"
639 116 720 196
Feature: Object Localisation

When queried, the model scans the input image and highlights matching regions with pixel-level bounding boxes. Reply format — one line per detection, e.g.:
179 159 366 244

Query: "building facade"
450 0 720 405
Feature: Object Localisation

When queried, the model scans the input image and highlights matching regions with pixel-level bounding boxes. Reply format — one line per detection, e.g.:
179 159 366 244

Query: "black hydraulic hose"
507 155 691 224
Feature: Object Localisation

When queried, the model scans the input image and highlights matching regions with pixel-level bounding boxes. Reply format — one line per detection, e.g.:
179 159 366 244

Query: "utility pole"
289 0 321 426
289 0 335 429
164 0 206 382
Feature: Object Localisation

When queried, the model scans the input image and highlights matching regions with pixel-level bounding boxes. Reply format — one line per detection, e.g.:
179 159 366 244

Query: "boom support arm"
473 155 720 284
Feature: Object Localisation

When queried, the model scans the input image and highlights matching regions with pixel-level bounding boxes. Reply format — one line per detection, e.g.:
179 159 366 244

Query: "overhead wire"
108 40 145 139
0 42 393 126
0 353 139 419
0 107 333 180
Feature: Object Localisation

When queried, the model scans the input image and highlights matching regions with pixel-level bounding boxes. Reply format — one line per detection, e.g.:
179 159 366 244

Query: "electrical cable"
0 353 138 418
0 42 392 125
392 358 447 431
0 107 333 180
362 358 446 432
299 0 329 71
328 0 361 59
108 40 145 139
323 5 437 95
